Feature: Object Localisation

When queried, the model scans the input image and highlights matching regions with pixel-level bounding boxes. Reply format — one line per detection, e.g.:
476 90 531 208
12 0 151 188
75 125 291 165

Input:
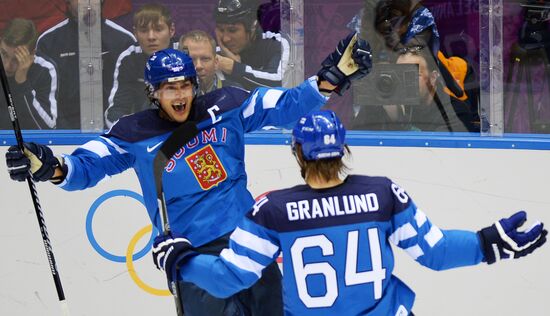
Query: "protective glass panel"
502 0 550 134
348 0 483 133
0 0 294 133
1 0 549 139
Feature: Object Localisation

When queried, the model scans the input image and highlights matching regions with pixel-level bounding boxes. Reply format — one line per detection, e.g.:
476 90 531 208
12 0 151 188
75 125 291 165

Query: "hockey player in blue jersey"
5 33 372 315
151 110 548 316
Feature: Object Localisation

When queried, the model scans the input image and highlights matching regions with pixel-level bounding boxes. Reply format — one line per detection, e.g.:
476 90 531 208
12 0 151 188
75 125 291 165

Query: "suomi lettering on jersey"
286 193 379 221
165 127 228 172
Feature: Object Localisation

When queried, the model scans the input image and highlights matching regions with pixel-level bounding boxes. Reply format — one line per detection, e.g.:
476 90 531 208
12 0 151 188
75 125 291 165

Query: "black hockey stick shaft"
153 121 198 316
0 52 69 315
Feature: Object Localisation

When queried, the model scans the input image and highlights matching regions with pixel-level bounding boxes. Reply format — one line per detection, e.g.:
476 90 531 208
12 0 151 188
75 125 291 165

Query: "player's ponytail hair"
294 143 351 182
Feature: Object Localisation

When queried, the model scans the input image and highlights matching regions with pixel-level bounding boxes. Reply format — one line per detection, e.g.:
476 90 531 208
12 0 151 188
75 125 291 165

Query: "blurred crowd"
1 0 548 134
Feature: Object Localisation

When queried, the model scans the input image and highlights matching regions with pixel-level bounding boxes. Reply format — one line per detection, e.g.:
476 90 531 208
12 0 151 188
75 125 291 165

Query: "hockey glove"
5 142 60 182
152 233 197 287
317 32 373 95
478 211 547 264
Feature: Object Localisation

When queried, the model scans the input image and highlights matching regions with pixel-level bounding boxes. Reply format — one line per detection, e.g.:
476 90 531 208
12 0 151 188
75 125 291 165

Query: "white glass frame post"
78 0 104 132
479 0 504 136
281 0 305 87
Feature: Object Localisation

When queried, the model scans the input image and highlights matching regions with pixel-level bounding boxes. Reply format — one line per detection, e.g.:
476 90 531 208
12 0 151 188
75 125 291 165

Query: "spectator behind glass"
348 1 479 131
36 0 135 129
214 0 289 90
372 0 470 102
374 0 437 55
0 18 58 130
179 30 241 95
352 47 477 132
104 3 177 128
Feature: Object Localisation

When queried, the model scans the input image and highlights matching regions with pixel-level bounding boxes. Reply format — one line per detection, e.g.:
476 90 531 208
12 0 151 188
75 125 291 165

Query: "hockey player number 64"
324 134 336 145
290 228 386 308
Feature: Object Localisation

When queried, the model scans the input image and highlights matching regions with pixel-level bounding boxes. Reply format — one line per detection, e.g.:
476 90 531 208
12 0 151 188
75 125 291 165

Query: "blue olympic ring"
86 189 159 263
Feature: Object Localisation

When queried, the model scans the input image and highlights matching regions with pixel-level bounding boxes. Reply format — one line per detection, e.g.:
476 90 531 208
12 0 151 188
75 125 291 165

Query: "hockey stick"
0 52 69 315
153 121 198 316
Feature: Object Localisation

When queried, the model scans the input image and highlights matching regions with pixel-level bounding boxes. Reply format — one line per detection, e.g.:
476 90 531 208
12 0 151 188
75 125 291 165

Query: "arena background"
1 0 550 315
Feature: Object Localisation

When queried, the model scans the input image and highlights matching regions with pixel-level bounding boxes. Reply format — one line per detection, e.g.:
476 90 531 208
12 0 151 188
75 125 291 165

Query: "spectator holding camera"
349 1 478 131
353 46 477 132
373 0 474 106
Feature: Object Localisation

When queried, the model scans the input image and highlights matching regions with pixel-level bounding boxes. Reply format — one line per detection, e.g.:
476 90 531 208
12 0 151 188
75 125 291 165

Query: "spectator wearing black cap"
214 0 289 91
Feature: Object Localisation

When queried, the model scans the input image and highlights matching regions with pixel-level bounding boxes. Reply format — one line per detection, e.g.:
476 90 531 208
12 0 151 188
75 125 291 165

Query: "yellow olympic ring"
126 224 171 296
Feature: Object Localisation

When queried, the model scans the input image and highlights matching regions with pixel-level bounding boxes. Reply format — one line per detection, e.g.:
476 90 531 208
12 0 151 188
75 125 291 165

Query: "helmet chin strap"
149 88 171 120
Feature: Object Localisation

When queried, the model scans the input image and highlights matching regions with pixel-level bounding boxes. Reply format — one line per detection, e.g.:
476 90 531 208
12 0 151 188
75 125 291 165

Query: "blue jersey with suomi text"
180 175 485 315
57 77 327 246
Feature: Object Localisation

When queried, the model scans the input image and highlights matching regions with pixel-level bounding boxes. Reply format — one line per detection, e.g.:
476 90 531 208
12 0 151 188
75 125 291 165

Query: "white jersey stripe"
105 44 142 128
261 89 284 110
58 154 74 189
220 248 265 278
32 56 58 128
80 140 112 158
242 91 259 118
242 32 290 81
37 19 69 44
389 223 417 245
104 19 136 41
230 227 279 258
424 225 444 248
404 245 424 260
414 209 427 228
100 136 128 154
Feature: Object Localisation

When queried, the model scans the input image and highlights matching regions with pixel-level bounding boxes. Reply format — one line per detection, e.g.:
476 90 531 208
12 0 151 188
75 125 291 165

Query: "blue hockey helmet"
144 48 198 91
291 110 346 161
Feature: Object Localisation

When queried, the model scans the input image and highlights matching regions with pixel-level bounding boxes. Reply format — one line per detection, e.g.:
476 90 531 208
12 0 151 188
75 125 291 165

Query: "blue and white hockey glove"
317 32 373 95
5 142 61 182
478 211 547 264
152 233 197 286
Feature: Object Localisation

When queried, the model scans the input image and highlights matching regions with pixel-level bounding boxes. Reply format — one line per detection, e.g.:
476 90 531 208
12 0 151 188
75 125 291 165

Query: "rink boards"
1 144 549 315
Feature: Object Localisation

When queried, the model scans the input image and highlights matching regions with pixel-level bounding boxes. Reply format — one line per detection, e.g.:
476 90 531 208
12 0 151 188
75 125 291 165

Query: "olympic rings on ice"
86 190 169 295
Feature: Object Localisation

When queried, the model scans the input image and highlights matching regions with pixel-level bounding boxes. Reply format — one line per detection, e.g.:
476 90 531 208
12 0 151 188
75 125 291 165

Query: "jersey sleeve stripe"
244 65 282 81
424 225 444 247
80 140 112 158
414 209 427 227
104 19 136 41
58 154 74 188
230 227 279 258
100 136 128 154
220 248 265 278
241 32 288 81
389 223 417 245
33 56 58 128
262 89 284 110
404 244 424 260
242 91 259 118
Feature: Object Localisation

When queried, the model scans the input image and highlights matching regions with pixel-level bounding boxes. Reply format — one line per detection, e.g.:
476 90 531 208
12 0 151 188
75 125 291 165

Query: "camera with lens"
352 63 419 106
519 0 550 50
